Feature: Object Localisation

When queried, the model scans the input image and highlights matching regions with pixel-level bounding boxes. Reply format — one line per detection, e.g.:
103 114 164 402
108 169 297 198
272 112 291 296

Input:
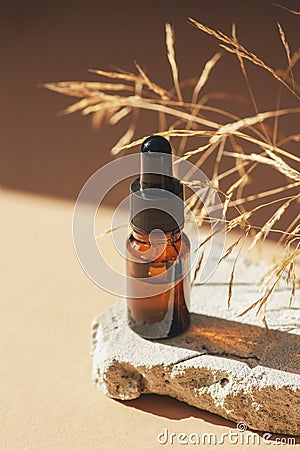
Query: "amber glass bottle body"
126 227 190 339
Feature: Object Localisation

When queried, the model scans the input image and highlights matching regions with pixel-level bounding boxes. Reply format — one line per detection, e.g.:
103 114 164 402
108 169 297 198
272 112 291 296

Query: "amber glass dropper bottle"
126 135 191 339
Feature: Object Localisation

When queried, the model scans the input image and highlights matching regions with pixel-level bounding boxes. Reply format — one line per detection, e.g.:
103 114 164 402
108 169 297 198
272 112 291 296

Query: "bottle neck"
131 227 181 244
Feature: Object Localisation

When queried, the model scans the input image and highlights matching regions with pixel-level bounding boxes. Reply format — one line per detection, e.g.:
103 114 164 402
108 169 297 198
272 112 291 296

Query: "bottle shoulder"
126 229 190 261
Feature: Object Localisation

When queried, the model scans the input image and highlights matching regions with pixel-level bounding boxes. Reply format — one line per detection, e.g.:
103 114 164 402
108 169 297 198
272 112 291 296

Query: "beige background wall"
1 2 300 448
2 0 299 201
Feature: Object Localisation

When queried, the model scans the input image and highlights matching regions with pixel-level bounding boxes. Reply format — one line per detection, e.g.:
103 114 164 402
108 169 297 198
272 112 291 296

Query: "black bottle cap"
130 136 184 234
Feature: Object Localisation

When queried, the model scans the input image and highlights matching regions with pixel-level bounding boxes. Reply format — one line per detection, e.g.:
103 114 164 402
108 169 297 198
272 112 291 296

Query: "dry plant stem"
44 17 300 313
277 23 295 91
193 217 300 240
229 181 300 207
111 82 142 155
214 159 250 183
277 132 300 146
248 197 297 251
134 61 170 100
227 227 250 309
231 24 272 146
223 150 300 181
188 18 299 98
262 316 275 341
212 137 227 189
165 23 183 102
218 236 243 264
115 118 300 164
45 80 300 163
272 46 300 146
278 213 300 246
191 250 205 285
89 68 168 97
178 52 222 154
158 111 167 132
228 136 254 223
273 3 300 16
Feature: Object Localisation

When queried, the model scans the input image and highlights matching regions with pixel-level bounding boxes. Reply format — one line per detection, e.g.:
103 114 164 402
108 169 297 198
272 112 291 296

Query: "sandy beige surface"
0 189 298 450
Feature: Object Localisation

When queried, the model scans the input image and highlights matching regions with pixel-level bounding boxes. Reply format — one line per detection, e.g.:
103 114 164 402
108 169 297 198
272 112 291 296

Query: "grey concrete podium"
91 243 300 436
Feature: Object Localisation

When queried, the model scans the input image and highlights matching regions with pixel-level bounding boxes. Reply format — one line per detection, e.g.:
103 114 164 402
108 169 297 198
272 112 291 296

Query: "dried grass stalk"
134 61 170 100
277 23 295 90
192 52 222 104
273 3 300 16
165 23 183 102
44 16 300 314
189 18 299 98
248 197 295 250
224 150 300 181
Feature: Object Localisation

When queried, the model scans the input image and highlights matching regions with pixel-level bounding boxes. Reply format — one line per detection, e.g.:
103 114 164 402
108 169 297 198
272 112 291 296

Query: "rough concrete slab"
91 241 300 435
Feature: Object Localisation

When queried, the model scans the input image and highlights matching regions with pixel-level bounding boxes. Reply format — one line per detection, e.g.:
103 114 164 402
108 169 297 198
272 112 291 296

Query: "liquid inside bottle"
126 228 190 339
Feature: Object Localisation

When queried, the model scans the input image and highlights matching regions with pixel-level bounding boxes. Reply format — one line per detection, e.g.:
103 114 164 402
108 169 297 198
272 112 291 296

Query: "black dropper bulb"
140 135 173 191
141 135 172 154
